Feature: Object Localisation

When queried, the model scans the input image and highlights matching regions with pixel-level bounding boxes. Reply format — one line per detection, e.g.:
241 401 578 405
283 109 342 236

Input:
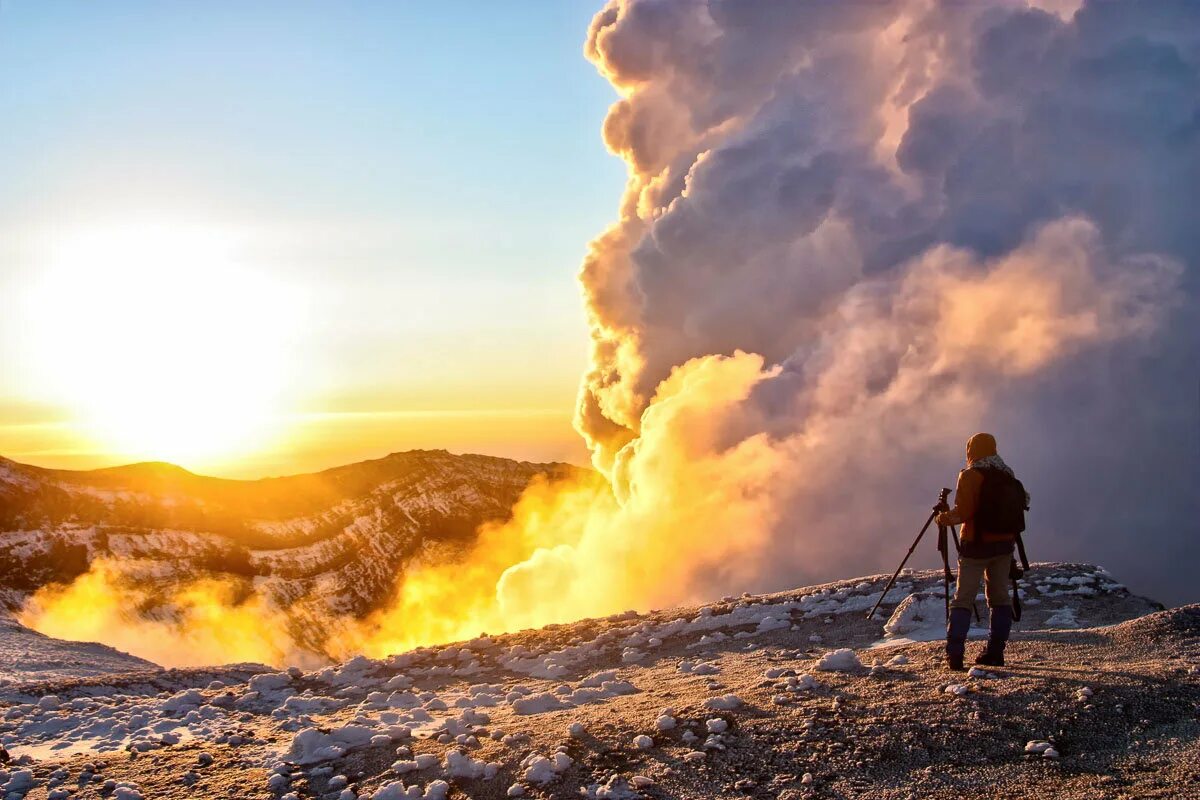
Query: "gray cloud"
578 0 1198 605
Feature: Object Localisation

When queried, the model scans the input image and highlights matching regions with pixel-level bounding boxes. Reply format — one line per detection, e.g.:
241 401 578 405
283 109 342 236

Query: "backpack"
972 467 1027 535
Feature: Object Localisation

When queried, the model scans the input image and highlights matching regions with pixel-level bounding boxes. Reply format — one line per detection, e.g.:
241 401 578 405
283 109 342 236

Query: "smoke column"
572 0 1197 604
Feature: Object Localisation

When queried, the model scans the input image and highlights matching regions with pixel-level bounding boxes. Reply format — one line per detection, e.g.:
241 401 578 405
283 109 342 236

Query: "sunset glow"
0 2 617 476
18 221 303 466
5 216 592 474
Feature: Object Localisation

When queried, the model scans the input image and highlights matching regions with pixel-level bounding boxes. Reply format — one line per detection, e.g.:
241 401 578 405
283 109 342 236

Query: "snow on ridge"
1 450 561 660
0 461 38 492
104 529 219 560
51 483 164 506
0 614 159 686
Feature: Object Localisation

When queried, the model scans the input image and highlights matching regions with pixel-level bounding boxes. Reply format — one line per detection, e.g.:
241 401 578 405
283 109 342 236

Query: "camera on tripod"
865 486 975 623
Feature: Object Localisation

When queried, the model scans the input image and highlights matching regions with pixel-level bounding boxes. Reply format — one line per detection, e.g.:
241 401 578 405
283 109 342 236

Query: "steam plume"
574 0 1197 602
20 560 311 668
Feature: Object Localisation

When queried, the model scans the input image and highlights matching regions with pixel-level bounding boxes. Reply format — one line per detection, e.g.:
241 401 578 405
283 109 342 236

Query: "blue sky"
0 1 626 474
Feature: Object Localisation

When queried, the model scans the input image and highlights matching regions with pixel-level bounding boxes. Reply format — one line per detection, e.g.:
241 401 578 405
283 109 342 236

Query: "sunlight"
22 220 303 468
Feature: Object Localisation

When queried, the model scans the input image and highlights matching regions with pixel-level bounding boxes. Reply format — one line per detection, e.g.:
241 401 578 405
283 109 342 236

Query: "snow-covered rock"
704 694 743 711
521 752 572 785
1044 608 1080 628
288 725 376 764
816 649 863 671
883 593 939 636
511 692 568 715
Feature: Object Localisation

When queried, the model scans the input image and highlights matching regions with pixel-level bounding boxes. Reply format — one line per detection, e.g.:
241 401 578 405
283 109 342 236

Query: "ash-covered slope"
0 611 156 686
0 451 579 652
1 563 1197 800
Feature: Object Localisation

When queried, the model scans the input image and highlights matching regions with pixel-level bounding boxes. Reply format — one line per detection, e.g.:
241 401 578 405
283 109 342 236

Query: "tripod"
866 488 980 623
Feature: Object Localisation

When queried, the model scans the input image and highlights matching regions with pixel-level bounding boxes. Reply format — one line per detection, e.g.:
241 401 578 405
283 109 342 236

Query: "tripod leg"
943 568 950 621
865 509 938 620
938 525 951 622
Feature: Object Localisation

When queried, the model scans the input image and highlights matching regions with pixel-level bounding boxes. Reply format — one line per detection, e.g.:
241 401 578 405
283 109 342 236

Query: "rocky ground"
0 562 1196 800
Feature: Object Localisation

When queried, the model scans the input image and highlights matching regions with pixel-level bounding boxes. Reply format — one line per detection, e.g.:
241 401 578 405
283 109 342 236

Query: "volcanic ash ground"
1 562 1198 799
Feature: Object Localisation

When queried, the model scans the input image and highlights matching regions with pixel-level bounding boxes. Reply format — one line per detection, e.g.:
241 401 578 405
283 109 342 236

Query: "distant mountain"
0 450 582 655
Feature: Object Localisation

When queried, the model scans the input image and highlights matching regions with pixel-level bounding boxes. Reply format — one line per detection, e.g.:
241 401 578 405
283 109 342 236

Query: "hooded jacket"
936 433 1023 558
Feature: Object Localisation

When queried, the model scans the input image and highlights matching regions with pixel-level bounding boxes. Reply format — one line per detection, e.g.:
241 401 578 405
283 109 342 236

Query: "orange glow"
3 216 588 477
17 221 305 469
0 405 587 477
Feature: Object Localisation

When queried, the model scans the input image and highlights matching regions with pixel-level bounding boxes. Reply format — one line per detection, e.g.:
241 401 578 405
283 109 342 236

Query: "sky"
0 1 624 477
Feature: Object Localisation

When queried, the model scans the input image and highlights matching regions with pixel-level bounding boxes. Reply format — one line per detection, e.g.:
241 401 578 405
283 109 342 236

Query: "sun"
23 220 303 469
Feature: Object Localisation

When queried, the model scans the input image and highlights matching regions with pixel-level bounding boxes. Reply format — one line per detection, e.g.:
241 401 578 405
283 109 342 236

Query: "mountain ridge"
1 448 580 505
0 449 587 657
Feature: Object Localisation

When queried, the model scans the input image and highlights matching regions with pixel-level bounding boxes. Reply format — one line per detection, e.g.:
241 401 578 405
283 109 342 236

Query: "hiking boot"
945 606 971 672
974 650 1004 667
981 604 1014 667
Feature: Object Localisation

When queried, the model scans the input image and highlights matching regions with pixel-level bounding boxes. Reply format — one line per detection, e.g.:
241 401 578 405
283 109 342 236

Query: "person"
935 432 1028 671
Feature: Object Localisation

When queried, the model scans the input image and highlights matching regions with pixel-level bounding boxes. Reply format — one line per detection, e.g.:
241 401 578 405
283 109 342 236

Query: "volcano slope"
0 563 1197 800
0 450 579 658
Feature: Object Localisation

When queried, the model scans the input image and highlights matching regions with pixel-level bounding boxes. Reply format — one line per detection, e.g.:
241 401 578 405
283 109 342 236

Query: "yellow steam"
339 352 784 658
19 560 302 668
334 472 616 658
17 353 789 668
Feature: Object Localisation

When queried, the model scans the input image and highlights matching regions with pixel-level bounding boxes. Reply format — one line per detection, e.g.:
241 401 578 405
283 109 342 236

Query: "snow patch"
816 649 863 672
703 694 742 711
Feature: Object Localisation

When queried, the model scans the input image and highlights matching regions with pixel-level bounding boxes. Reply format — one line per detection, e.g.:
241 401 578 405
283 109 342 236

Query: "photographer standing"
935 433 1029 671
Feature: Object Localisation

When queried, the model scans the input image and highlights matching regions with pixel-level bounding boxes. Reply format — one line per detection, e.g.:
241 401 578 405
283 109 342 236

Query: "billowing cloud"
20 559 314 668
576 0 1197 602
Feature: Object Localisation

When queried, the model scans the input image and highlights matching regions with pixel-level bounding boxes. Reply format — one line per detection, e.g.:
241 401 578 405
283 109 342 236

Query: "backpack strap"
1010 534 1030 622
1012 571 1023 622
